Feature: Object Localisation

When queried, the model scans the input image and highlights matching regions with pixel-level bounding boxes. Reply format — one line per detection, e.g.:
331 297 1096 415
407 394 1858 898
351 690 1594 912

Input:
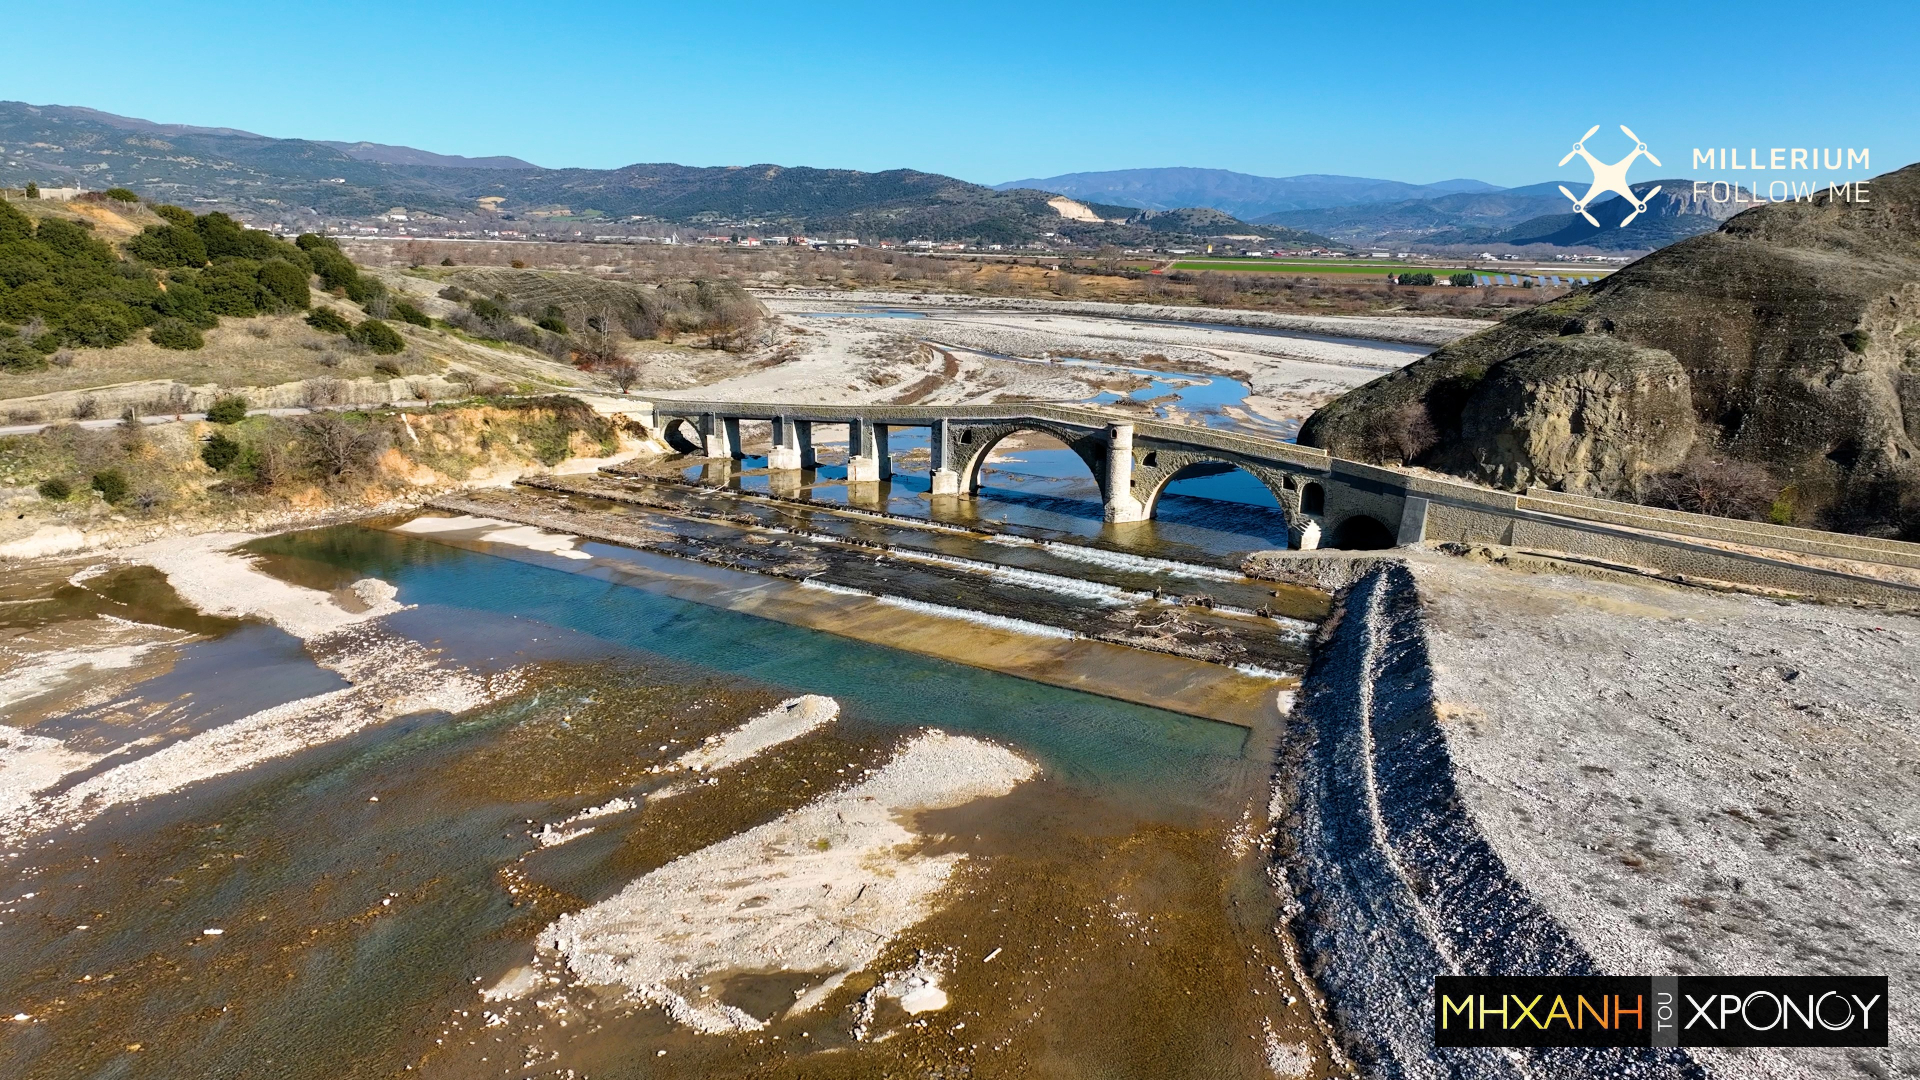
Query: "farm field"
1167 259 1471 276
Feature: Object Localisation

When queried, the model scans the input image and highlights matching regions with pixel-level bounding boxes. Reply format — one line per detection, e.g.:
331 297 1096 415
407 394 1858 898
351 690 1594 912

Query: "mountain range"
993 167 1500 219
0 102 1735 252
0 102 1332 246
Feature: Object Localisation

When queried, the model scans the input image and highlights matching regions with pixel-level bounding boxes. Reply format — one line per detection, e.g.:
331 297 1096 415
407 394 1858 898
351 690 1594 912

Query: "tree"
1448 272 1475 287
103 188 140 203
606 358 643 394
24 182 38 199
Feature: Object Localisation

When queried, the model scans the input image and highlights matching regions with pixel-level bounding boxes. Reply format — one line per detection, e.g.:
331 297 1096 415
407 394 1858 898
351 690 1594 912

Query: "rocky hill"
1298 162 1920 539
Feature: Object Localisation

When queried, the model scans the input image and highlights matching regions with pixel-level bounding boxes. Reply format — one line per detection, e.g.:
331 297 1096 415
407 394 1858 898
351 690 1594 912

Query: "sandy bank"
536 731 1035 1033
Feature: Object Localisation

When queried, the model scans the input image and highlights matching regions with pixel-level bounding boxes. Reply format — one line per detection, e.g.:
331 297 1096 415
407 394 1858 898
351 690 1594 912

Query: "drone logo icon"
1558 125 1661 227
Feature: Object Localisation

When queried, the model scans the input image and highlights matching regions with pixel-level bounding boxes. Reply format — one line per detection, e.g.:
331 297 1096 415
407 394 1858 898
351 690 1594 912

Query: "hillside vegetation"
0 195 409 369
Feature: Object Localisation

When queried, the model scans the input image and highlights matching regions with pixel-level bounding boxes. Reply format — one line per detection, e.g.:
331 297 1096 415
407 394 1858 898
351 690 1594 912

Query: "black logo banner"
1434 976 1889 1048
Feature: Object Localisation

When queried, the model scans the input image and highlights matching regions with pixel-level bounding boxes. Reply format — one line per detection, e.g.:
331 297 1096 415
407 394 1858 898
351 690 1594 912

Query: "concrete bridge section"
634 397 1920 609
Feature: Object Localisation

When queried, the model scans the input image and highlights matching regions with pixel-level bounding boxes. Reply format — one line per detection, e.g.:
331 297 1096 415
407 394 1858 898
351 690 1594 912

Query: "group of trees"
0 195 408 369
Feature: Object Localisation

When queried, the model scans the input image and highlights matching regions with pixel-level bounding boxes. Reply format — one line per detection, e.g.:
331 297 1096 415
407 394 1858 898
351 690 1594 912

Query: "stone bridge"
624 397 1920 604
642 399 1425 549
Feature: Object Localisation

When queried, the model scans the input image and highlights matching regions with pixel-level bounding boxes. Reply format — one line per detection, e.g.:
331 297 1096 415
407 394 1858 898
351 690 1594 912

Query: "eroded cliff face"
1300 162 1920 538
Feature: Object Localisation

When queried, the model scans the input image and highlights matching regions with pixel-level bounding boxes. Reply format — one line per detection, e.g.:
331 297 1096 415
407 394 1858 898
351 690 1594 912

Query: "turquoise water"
246 526 1259 807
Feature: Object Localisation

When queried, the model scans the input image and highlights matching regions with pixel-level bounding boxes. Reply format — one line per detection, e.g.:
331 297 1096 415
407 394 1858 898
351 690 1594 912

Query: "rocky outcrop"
1300 162 1920 538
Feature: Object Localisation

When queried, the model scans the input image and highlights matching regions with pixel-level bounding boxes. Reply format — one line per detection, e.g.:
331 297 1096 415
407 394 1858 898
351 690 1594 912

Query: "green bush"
469 296 507 321
536 315 569 334
61 299 139 348
103 187 140 203
201 431 242 471
25 182 39 199
150 317 205 350
350 318 405 355
91 469 129 505
393 301 431 327
1397 272 1436 286
440 256 455 266
37 477 71 500
1449 272 1475 287
306 307 352 334
205 395 249 424
197 261 269 317
128 222 209 267
2 337 47 371
152 204 197 228
256 259 311 309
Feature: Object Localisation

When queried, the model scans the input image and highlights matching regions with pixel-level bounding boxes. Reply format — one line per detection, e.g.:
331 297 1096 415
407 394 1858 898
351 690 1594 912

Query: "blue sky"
4 1 1915 187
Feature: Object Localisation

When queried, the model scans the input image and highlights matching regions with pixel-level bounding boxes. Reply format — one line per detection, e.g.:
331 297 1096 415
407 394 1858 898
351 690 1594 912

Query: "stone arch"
659 416 703 454
1299 480 1325 516
1136 453 1294 523
1328 514 1396 550
953 423 1109 498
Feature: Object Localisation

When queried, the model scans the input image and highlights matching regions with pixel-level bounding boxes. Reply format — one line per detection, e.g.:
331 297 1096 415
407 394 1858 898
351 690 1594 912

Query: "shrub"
103 187 140 203
25 182 39 199
306 307 351 333
201 431 242 471
469 296 507 321
197 262 270 317
393 301 431 327
91 469 129 505
373 358 402 377
60 300 140 348
437 285 468 302
150 317 205 350
1841 330 1871 354
1643 451 1776 520
2 337 48 371
349 318 405 354
441 256 455 266
294 413 387 484
537 315 569 334
205 394 249 424
37 477 70 500
256 259 311 309
510 259 527 269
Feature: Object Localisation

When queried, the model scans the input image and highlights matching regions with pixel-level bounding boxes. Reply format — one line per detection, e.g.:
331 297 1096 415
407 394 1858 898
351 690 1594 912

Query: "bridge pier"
1103 423 1147 523
847 420 888 483
700 413 739 459
929 419 961 495
768 416 803 471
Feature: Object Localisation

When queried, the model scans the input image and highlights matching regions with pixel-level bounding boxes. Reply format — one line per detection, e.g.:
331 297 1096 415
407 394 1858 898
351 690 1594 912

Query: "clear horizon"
4 0 1916 189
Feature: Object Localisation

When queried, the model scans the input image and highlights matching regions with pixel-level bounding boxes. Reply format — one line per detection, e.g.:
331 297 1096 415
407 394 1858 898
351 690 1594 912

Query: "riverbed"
0 450 1340 1077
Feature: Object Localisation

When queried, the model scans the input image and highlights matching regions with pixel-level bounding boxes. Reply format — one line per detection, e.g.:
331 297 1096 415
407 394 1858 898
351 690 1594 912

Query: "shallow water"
1 517 1330 1078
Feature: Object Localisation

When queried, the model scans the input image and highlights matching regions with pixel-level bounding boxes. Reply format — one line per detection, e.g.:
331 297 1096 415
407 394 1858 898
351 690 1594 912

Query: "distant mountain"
318 141 539 170
1259 179 1743 251
992 167 1501 219
0 102 1306 245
